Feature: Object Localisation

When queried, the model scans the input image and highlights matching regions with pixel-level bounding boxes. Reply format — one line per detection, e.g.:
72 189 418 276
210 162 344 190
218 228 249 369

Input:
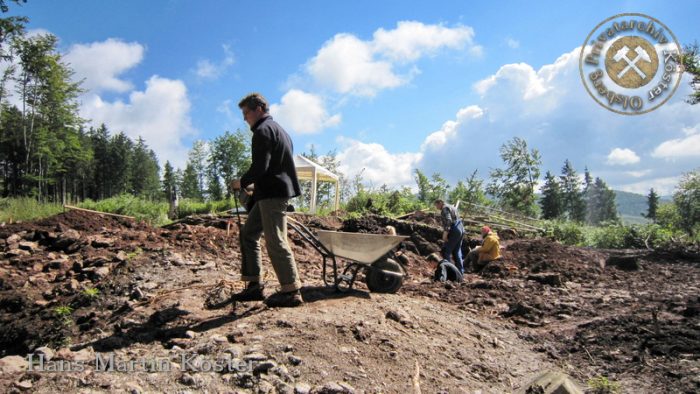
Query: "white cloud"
337 137 422 189
307 33 404 97
372 21 481 62
652 133 700 158
505 37 520 49
618 176 681 196
80 76 194 168
421 105 484 150
307 21 480 97
345 47 700 193
625 169 652 178
64 38 144 93
270 89 341 134
606 148 641 165
195 44 235 80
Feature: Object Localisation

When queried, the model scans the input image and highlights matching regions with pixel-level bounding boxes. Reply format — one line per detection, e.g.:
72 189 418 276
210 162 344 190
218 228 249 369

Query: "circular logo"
579 13 683 115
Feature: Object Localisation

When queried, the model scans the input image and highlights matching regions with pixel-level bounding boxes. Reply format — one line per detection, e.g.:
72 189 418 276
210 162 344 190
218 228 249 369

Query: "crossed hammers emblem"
613 45 652 79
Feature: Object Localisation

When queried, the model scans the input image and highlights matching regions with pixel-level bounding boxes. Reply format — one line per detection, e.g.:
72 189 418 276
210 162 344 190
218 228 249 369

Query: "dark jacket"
433 260 464 283
240 115 301 201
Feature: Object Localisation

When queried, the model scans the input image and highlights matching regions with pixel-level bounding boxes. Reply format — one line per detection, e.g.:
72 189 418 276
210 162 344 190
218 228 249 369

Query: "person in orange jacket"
465 226 502 272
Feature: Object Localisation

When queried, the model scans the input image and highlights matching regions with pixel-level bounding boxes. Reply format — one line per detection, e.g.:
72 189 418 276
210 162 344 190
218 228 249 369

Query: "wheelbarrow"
287 217 408 293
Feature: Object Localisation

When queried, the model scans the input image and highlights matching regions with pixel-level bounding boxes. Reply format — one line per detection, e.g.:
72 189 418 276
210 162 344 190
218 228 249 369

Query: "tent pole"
311 168 318 214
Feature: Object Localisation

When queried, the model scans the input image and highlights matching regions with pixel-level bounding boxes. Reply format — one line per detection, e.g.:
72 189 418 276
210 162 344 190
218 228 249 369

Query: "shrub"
544 220 586 246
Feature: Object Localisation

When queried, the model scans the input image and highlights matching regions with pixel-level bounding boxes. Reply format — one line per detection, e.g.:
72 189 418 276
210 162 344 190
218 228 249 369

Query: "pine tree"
645 188 660 222
180 162 202 200
162 161 176 201
560 160 586 222
539 171 563 219
487 137 541 216
588 177 618 225
130 137 160 199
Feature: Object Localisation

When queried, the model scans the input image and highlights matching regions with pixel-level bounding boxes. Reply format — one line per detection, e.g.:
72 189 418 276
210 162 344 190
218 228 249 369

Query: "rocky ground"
0 209 698 393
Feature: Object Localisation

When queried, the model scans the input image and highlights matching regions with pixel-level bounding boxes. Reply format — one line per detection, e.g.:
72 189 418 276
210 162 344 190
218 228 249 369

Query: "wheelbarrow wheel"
365 258 403 293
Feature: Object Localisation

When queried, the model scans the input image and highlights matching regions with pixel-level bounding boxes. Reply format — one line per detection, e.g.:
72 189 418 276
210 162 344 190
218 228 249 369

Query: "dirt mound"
1 210 699 392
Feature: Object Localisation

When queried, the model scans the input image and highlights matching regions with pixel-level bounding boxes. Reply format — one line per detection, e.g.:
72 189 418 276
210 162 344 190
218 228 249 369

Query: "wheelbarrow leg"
335 263 361 292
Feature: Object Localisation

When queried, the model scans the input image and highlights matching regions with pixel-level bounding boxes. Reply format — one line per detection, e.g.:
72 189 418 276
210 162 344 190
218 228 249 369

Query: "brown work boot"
264 290 303 308
231 282 265 302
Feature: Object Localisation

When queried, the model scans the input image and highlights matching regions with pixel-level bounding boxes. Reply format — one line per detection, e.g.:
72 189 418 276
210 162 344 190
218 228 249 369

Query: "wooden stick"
412 360 421 394
63 205 135 219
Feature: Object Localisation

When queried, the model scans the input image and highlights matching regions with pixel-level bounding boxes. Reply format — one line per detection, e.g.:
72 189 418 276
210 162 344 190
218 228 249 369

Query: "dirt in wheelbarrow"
0 210 698 393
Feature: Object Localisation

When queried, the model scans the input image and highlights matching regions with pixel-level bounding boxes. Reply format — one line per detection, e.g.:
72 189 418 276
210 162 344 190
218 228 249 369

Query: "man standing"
230 93 303 307
434 199 465 273
465 226 502 272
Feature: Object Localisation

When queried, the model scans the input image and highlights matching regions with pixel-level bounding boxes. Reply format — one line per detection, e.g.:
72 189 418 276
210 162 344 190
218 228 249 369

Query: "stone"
316 382 353 394
0 355 27 374
184 330 196 339
606 255 640 271
5 249 30 257
288 355 302 366
18 241 40 252
179 372 197 386
6 234 22 244
88 266 110 280
254 361 277 374
116 251 129 262
517 370 584 394
14 380 33 390
210 334 229 343
35 346 55 361
295 383 312 394
527 273 564 287
243 353 267 362
91 236 114 248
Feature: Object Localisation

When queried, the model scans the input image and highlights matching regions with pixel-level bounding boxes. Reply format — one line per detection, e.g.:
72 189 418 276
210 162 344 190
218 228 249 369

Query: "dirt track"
0 210 698 392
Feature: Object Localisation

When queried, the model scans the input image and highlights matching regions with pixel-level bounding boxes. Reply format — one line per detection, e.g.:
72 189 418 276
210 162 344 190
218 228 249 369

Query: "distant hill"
614 190 672 224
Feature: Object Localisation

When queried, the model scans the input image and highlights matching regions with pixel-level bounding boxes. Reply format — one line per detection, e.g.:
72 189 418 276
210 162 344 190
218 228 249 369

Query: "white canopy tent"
293 155 340 213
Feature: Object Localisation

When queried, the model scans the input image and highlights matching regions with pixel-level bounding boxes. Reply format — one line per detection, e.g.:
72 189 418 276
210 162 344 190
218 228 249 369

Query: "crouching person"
465 226 501 272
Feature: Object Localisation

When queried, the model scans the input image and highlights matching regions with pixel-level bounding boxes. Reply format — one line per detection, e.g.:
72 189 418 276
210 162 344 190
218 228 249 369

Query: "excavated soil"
0 210 698 393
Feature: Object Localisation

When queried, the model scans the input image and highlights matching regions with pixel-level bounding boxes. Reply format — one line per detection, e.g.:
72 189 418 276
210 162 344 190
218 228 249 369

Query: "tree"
682 42 700 105
539 171 563 220
0 0 27 13
560 160 586 222
673 168 700 236
644 188 660 222
449 170 490 209
209 130 250 199
130 137 160 199
187 140 208 198
180 162 202 200
414 169 449 204
162 161 176 201
586 177 618 225
487 137 541 216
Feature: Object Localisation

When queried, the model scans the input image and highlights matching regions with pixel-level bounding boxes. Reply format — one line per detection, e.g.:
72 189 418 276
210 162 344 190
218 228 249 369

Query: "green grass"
81 288 100 299
587 376 621 394
0 197 64 223
78 194 170 226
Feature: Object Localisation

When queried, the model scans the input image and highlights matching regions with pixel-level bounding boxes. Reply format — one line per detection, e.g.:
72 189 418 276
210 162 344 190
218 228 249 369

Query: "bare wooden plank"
63 205 135 219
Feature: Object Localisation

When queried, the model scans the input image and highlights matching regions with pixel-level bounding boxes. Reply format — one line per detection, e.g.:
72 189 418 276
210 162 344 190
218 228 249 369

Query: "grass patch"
0 197 63 223
78 194 170 226
587 376 621 394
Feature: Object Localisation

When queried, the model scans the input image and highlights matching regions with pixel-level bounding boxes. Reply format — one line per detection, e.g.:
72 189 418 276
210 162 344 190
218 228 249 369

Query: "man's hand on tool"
442 231 448 242
230 179 241 190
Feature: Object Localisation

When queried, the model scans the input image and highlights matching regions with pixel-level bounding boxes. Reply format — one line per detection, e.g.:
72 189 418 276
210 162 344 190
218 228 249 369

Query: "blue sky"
9 0 700 195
